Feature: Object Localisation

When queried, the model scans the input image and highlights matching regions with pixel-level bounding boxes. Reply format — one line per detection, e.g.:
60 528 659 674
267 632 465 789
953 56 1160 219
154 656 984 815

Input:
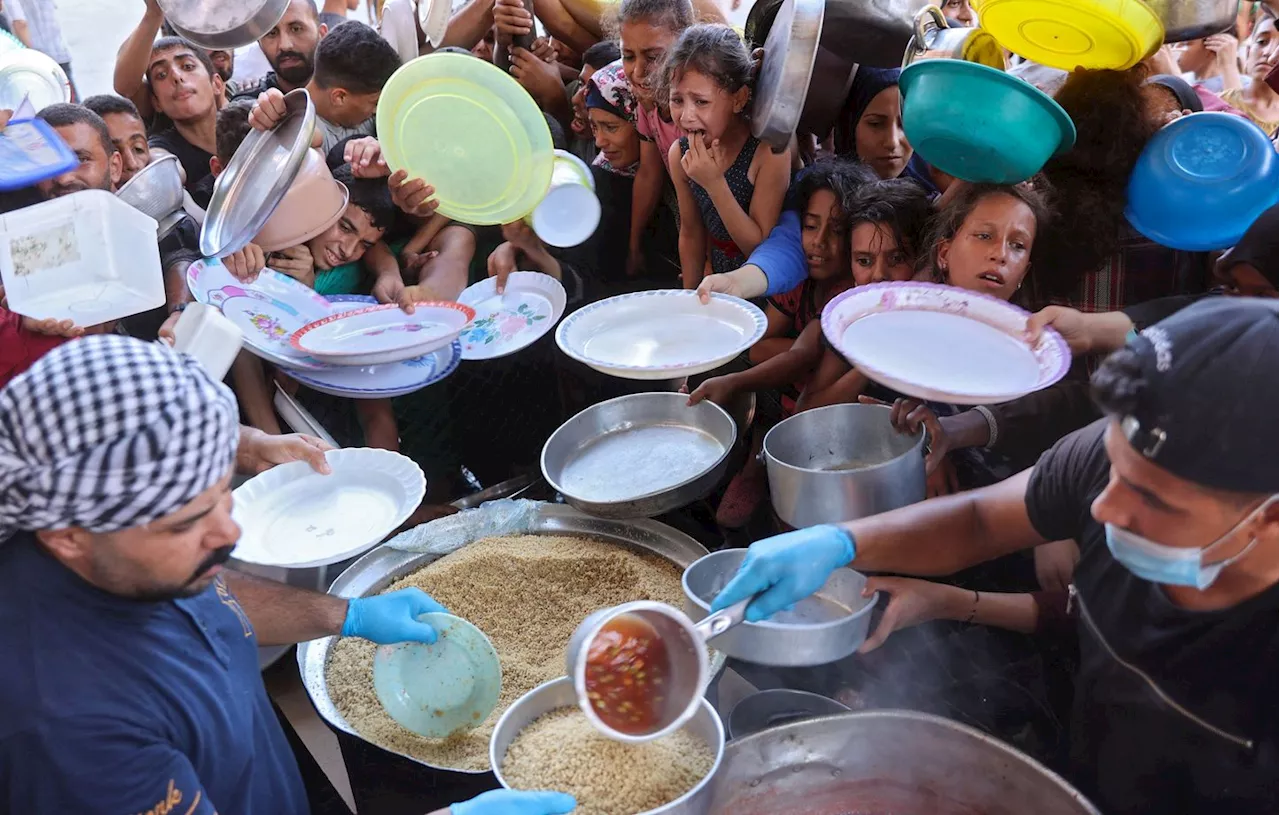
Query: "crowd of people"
0 0 1276 813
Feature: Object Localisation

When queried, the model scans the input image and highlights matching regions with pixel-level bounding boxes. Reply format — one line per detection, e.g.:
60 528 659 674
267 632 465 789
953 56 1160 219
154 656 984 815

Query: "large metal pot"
1146 0 1237 43
706 710 1101 814
297 504 729 774
763 404 925 529
158 0 291 50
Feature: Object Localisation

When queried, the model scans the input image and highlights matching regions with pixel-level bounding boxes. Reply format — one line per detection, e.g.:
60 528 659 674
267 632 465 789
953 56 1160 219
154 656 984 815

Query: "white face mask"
1104 495 1278 590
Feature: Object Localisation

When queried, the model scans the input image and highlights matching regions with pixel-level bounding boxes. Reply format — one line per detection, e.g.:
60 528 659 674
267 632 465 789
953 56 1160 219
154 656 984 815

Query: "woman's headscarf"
833 65 938 194
586 59 640 177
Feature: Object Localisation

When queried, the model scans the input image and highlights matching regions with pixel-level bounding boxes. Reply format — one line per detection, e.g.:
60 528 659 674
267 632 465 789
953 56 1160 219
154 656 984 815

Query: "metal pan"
752 0 825 150
199 89 315 258
682 548 879 666
159 0 291 51
541 392 737 519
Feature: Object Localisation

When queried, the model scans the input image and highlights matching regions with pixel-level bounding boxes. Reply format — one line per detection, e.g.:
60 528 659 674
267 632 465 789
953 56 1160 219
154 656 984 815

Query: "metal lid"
0 49 71 112
199 89 316 258
751 0 825 151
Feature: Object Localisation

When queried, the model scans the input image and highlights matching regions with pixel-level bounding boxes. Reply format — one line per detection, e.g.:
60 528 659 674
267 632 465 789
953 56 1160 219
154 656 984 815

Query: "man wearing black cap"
711 297 1279 813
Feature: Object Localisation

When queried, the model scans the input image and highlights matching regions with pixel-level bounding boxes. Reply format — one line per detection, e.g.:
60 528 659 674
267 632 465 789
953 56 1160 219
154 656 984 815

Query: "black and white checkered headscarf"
0 336 240 541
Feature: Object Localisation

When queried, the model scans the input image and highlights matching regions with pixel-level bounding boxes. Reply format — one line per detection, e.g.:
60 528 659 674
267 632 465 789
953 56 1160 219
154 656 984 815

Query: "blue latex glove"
342 588 448 644
710 525 856 622
450 789 577 815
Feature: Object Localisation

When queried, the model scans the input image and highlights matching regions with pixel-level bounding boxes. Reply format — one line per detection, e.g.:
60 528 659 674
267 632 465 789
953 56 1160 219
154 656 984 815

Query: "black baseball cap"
1110 297 1278 494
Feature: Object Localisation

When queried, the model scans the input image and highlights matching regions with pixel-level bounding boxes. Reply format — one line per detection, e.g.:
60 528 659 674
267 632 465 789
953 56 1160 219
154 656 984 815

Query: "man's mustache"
187 545 235 585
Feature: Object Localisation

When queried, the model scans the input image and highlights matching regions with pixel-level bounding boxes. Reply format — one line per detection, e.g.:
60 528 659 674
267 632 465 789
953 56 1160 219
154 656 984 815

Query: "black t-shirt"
1026 420 1278 814
148 128 214 195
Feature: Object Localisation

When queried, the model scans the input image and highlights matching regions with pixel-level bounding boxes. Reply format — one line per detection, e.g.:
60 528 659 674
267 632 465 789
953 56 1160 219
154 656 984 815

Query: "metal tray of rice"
299 504 727 773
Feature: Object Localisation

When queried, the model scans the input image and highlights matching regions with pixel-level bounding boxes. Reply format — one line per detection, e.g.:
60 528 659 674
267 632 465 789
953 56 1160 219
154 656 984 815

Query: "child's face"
936 193 1037 301
850 221 912 286
306 203 386 270
801 189 850 281
621 20 679 105
670 69 747 145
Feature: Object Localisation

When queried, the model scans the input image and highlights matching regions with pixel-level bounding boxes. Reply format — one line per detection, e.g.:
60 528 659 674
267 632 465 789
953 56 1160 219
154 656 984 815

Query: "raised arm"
114 0 165 120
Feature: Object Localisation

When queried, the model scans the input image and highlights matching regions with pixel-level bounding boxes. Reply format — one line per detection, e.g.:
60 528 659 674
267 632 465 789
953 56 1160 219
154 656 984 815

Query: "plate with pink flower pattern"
456 271 567 360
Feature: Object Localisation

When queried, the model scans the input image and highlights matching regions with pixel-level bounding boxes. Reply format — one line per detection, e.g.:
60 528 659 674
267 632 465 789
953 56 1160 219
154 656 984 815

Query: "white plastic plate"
231 448 426 568
291 301 475 366
555 290 767 380
820 281 1071 405
456 271 566 360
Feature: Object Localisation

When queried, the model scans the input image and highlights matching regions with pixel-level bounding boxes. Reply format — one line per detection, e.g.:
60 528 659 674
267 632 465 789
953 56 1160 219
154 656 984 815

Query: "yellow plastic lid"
376 53 555 225
974 0 1163 70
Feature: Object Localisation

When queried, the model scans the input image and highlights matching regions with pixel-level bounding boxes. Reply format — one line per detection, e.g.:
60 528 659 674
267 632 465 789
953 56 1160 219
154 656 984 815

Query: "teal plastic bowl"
372 612 502 738
1125 112 1280 251
900 61 1076 184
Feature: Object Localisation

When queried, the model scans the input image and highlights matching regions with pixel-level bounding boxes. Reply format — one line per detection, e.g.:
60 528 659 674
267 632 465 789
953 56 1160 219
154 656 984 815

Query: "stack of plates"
186 259 464 398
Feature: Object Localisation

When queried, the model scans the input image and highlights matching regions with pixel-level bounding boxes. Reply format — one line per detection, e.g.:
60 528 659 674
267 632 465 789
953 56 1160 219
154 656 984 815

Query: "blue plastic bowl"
1125 112 1280 251
900 60 1076 185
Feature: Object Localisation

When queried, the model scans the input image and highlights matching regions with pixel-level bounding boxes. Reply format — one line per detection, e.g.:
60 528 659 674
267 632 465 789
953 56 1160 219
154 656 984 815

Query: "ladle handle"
693 597 752 642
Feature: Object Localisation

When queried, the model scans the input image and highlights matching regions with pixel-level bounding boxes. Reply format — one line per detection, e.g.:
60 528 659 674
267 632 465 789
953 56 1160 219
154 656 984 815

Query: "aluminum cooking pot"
706 710 1101 814
1145 0 1237 43
902 6 1005 69
763 403 925 529
158 0 291 50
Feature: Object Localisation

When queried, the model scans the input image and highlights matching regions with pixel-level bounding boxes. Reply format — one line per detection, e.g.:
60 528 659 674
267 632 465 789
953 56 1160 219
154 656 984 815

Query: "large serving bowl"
298 504 728 774
491 676 725 815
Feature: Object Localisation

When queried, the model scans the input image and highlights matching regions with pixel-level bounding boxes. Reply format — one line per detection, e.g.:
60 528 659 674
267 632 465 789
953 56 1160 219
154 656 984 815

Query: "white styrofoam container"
171 302 242 381
0 188 164 325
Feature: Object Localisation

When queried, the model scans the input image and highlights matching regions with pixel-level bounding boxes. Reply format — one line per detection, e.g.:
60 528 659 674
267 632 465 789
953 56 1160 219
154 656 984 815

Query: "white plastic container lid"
0 189 164 326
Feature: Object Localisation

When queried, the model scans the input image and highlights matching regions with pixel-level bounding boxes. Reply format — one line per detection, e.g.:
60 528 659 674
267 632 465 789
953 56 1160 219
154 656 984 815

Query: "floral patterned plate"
820 281 1071 405
456 271 567 360
291 301 475 366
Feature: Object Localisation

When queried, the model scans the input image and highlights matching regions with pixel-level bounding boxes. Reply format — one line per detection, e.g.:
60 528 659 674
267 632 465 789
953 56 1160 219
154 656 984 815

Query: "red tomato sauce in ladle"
583 613 673 735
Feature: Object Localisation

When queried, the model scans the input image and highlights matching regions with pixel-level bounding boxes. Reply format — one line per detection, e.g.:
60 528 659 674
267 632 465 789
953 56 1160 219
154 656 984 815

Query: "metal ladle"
564 597 751 742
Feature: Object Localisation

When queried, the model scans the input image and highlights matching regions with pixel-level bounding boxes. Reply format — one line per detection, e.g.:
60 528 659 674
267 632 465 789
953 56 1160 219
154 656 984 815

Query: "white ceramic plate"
555 290 767 380
186 258 334 370
291 301 476 366
456 271 566 360
820 281 1071 405
231 448 426 568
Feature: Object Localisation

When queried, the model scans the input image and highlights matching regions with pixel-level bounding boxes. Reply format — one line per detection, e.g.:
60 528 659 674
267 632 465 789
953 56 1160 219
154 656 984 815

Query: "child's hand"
344 136 388 178
223 243 267 283
510 46 564 109
859 395 949 475
21 315 83 338
388 170 439 219
267 245 316 288
687 375 737 407
487 241 520 293
681 137 727 188
249 87 289 132
500 220 544 257
858 577 963 653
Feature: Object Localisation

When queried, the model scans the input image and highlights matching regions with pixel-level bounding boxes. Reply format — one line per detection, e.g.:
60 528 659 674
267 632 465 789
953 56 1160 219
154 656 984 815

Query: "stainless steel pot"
763 404 925 529
490 677 725 815
541 393 737 519
706 710 1101 814
752 0 825 150
902 6 1005 69
297 504 729 773
1146 0 1237 43
116 154 185 222
683 549 878 666
158 0 291 50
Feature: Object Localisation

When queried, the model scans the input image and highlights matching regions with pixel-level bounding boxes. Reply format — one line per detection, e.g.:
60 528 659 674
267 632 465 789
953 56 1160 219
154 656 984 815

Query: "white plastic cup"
172 302 242 380
529 149 601 248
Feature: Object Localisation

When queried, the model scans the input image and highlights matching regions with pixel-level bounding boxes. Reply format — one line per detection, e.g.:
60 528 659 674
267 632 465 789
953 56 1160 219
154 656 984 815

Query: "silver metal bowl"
683 549 879 667
116 154 185 223
159 0 291 50
541 392 737 519
491 676 725 815
297 504 728 774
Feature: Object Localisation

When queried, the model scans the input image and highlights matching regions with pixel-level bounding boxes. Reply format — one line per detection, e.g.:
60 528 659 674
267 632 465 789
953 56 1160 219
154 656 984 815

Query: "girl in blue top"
664 24 791 288
695 66 940 300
